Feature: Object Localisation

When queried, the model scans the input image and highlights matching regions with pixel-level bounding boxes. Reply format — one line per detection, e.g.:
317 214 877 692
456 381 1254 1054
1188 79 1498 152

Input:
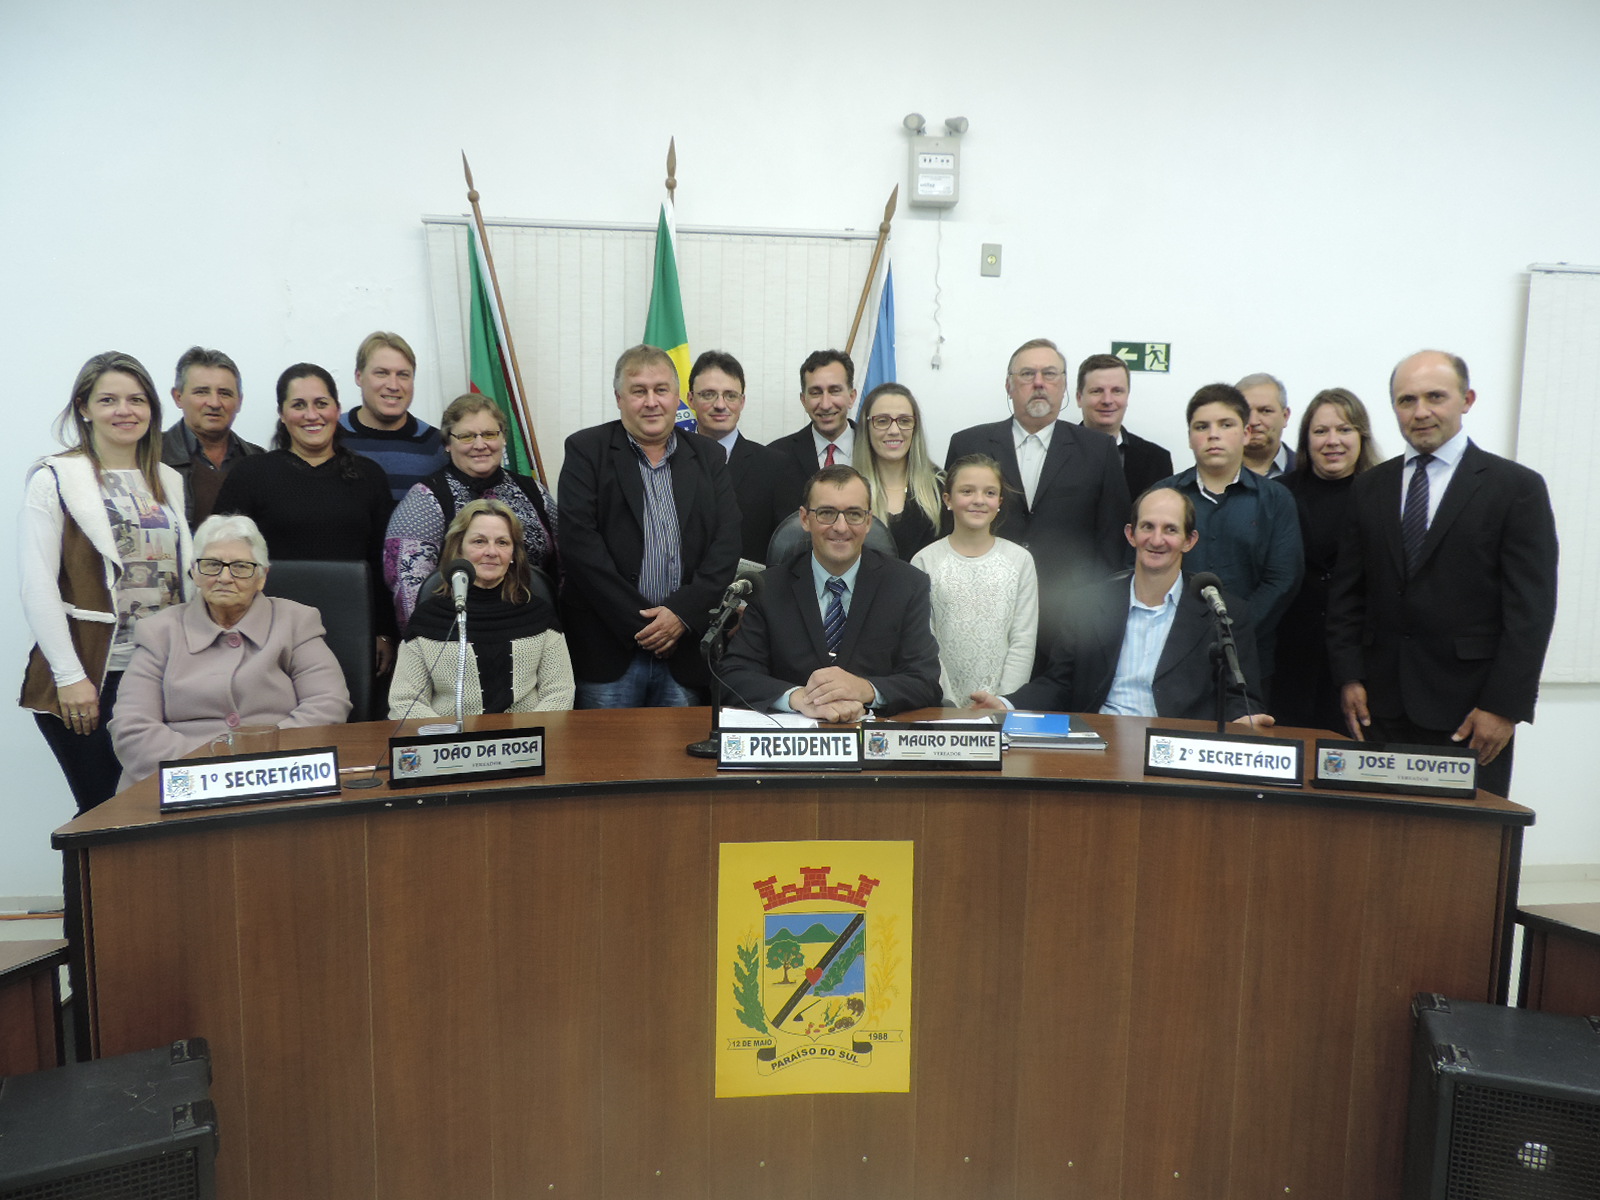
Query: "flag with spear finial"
643 138 697 431
461 153 546 481
847 186 899 418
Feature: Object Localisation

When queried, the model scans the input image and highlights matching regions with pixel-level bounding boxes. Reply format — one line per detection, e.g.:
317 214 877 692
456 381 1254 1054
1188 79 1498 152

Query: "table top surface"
1519 902 1600 939
55 708 1532 849
0 938 69 977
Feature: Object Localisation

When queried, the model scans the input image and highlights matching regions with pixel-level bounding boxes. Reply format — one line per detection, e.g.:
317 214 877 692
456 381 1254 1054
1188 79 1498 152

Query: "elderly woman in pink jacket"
110 513 350 787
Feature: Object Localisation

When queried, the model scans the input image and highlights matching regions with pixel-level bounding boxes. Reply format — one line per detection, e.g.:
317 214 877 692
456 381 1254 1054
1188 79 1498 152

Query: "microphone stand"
1203 604 1246 734
686 588 747 758
452 591 469 733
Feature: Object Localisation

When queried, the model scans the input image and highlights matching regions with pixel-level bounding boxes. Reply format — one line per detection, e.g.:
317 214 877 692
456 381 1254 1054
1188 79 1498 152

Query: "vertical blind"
422 216 880 485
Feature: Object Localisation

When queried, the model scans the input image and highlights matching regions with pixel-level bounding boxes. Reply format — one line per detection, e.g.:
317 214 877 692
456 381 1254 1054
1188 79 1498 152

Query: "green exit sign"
1112 342 1170 372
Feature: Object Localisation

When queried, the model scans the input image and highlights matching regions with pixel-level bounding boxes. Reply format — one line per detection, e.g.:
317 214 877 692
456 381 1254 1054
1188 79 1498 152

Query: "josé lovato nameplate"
160 747 341 810
389 727 545 788
1311 740 1477 797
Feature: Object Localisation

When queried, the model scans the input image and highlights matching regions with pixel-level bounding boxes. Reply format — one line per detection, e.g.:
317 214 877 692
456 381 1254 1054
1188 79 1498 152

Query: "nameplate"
862 723 1002 769
1311 740 1478 797
159 747 341 810
389 727 546 789
719 729 862 771
1144 728 1303 788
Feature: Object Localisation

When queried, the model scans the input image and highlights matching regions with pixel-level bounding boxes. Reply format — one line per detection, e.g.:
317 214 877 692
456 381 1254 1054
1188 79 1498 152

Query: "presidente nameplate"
159 747 341 810
1311 740 1478 797
389 727 545 789
1144 728 1303 788
719 728 862 771
862 723 1002 769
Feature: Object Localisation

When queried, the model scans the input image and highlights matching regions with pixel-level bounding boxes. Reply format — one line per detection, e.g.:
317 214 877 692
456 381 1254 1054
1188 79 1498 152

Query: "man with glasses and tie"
769 349 861 483
720 466 941 721
686 350 806 563
1327 350 1557 797
944 338 1130 662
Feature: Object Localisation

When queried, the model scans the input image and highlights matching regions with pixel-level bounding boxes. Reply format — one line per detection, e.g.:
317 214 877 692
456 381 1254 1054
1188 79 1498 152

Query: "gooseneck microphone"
1189 571 1231 623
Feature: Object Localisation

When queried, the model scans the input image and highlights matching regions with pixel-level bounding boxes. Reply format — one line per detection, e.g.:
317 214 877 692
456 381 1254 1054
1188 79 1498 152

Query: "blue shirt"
1100 572 1184 716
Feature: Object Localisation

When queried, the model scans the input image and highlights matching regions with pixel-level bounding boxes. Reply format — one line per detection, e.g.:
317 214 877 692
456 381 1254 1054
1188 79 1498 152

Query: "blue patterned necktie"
1402 453 1435 574
823 577 847 653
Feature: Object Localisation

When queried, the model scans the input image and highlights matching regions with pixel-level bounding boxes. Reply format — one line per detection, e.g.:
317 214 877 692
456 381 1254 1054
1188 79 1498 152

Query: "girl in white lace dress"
911 455 1038 707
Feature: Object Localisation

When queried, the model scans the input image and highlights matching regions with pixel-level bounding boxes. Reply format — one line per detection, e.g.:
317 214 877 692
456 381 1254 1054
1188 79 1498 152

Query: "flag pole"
462 152 547 483
846 185 898 357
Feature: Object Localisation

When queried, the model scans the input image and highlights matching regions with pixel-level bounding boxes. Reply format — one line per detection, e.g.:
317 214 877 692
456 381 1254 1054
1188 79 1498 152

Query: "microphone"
1188 571 1230 622
724 577 754 601
444 557 475 613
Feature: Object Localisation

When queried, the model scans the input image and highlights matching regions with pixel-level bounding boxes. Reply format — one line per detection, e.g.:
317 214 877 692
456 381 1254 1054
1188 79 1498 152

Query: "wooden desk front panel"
84 783 1512 1200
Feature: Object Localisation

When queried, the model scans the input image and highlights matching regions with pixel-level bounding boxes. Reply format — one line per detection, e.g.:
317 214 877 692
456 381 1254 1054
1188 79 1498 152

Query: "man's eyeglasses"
196 558 263 579
448 429 505 445
693 389 743 405
1011 368 1064 383
806 506 871 527
868 414 915 432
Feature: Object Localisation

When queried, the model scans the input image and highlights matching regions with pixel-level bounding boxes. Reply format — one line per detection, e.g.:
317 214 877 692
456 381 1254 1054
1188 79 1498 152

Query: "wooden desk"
1518 902 1600 1015
57 710 1530 1200
0 938 67 1075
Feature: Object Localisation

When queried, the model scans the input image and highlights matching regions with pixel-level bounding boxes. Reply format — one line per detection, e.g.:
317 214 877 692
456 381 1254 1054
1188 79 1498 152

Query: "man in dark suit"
1327 350 1558 798
1074 352 1174 500
767 349 859 487
944 337 1131 657
721 466 941 720
686 349 805 564
1238 372 1296 478
558 344 741 707
971 487 1267 722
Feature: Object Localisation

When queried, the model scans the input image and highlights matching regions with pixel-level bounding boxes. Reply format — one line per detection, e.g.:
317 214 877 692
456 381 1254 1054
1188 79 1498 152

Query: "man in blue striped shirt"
972 487 1268 724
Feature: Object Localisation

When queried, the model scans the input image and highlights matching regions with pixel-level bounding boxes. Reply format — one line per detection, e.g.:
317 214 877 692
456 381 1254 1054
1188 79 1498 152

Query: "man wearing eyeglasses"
558 345 742 708
944 338 1131 662
687 350 806 563
720 466 941 720
768 349 860 484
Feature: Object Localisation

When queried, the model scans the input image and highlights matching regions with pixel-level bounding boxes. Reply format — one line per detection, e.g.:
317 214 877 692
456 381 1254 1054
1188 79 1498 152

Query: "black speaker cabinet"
0 1038 216 1199
1405 993 1600 1198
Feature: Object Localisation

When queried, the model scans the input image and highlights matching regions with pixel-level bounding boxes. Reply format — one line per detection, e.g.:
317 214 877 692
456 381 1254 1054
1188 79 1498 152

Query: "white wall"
2 0 1597 894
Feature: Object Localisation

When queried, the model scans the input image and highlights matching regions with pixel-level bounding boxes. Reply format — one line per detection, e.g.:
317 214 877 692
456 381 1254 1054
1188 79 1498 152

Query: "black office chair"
764 510 898 565
263 560 375 721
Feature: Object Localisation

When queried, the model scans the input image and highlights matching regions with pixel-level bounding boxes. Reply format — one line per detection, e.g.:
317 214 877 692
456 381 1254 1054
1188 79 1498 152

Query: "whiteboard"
1517 264 1600 683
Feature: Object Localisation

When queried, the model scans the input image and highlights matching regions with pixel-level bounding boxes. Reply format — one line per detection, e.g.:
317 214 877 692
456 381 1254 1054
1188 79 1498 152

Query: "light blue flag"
858 262 896 411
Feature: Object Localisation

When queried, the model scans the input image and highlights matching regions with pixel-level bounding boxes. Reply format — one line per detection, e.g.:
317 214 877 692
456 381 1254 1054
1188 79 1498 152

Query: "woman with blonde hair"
1274 387 1381 730
19 351 193 810
389 498 573 718
856 383 942 561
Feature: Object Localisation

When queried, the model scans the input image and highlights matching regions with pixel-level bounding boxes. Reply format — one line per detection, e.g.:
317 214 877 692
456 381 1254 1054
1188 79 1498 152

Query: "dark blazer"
767 420 858 500
726 434 806 563
1007 571 1261 720
720 548 942 715
1116 426 1176 500
557 422 741 688
1326 442 1558 730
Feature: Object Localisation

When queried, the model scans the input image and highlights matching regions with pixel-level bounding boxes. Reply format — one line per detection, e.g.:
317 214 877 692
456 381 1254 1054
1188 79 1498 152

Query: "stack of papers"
1001 711 1107 751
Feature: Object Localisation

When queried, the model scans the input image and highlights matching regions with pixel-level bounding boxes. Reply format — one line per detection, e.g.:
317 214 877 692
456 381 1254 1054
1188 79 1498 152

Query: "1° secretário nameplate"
1311 740 1478 797
389 727 545 789
160 747 341 810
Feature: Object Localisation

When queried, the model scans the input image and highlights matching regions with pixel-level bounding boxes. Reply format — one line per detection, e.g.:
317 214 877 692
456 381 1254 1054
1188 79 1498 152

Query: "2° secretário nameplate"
1144 728 1303 787
1311 740 1478 797
389 727 545 789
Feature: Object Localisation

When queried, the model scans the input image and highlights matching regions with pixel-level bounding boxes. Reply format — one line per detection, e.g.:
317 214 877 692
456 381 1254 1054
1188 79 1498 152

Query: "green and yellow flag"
467 226 534 476
643 200 696 430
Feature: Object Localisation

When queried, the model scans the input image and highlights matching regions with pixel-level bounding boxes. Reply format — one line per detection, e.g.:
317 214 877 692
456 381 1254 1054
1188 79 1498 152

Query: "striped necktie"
823 577 847 653
1402 453 1435 574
